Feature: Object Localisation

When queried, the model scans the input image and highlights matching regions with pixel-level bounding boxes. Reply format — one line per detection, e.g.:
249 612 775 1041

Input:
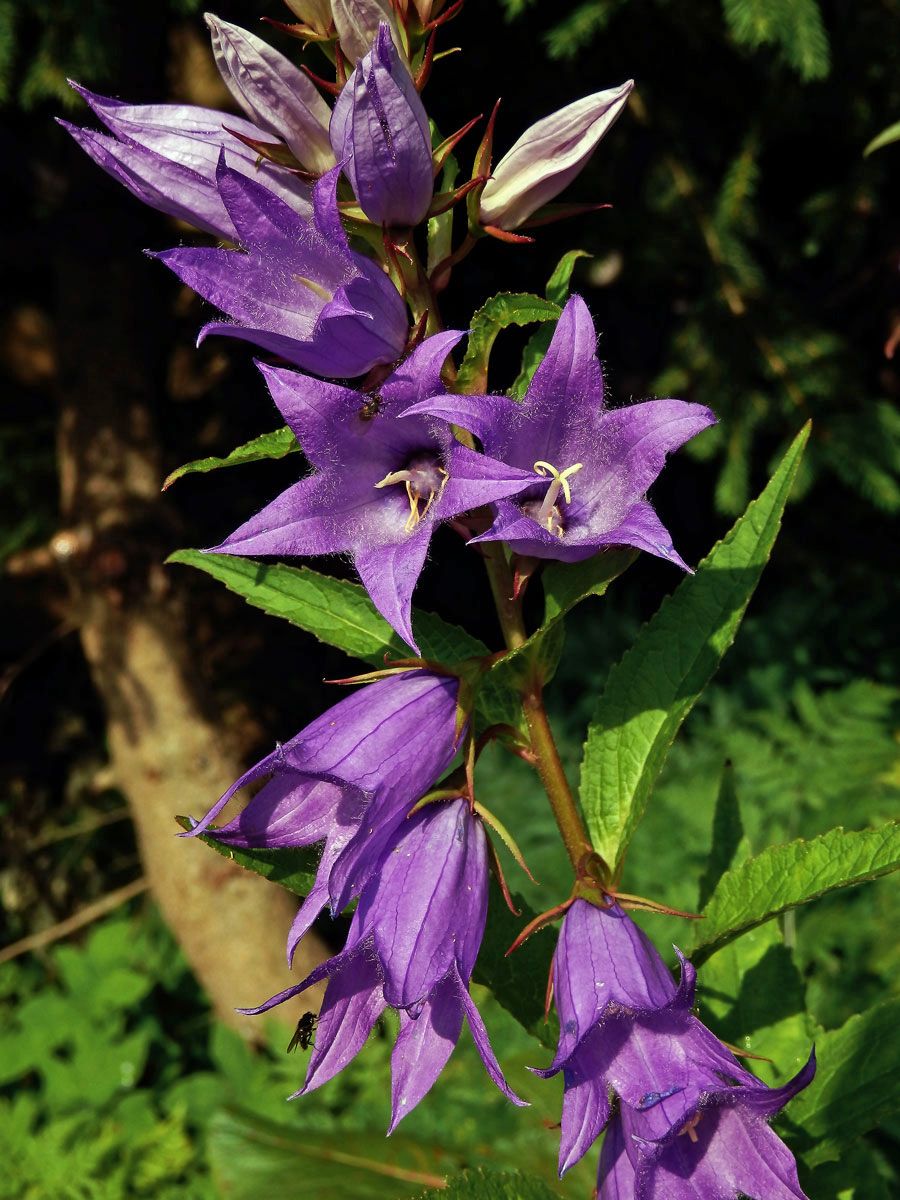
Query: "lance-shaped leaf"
579 424 809 874
508 249 590 399
166 552 519 727
691 820 900 965
162 426 299 490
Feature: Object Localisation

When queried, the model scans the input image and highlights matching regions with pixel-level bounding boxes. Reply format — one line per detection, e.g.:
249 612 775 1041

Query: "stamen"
677 1112 704 1143
375 455 448 533
529 460 584 535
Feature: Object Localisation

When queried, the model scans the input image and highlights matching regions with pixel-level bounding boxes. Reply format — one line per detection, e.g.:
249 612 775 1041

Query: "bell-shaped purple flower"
239 798 526 1129
479 81 634 231
182 669 463 962
152 156 409 378
59 86 314 241
208 331 540 649
205 14 334 173
406 295 716 567
537 900 814 1197
330 23 434 227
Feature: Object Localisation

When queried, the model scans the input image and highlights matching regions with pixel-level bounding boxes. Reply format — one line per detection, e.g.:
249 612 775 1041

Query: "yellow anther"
533 460 584 506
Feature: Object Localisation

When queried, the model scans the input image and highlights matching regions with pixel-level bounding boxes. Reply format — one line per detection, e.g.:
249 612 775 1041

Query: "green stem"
479 541 592 873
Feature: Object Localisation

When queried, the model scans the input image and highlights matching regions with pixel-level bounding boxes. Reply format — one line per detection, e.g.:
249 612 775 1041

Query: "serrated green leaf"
787 999 900 1166
507 252 589 400
167 552 519 730
579 423 810 874
418 1168 562 1200
175 816 320 897
456 293 561 394
472 882 557 1048
692 820 900 964
697 762 747 910
162 426 299 490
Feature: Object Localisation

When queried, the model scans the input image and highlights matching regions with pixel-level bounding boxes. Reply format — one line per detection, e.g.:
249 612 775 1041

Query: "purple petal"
210 774 364 849
596 1114 635 1200
388 973 464 1132
180 746 282 837
632 1105 810 1200
299 948 387 1096
361 800 488 1007
355 534 431 651
458 970 529 1107
551 901 677 1068
401 393 519 445
330 23 433 226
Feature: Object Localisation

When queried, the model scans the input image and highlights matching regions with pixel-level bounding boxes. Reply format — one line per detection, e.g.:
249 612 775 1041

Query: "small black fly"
287 1011 318 1053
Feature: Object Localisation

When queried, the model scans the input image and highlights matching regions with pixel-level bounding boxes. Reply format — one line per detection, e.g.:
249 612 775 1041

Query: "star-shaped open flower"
405 294 716 567
208 331 540 648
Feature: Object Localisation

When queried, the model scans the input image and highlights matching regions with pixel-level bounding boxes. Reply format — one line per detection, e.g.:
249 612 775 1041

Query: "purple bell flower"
182 669 463 963
330 23 434 227
405 294 716 567
152 155 409 378
479 81 634 231
537 900 815 1197
59 85 314 242
208 331 540 649
239 797 527 1129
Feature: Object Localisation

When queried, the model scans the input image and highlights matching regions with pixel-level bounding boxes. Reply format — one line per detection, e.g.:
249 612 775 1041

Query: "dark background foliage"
1 0 899 1195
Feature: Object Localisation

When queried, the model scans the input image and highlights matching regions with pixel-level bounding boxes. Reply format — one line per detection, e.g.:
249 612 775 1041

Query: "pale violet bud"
330 23 433 227
332 0 407 68
205 13 334 173
479 80 634 231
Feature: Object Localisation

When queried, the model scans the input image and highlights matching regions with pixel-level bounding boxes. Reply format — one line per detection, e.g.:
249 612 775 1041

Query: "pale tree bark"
54 243 327 1032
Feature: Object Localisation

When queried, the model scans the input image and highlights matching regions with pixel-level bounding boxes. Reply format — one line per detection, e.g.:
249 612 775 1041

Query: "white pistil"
532 460 584 533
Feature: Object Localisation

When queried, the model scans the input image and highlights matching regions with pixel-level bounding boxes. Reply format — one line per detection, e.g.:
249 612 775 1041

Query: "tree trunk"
54 249 327 1032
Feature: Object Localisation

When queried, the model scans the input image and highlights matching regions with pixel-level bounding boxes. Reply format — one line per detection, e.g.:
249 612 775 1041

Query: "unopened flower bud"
332 0 406 66
330 22 433 227
479 80 634 231
205 13 334 173
281 0 333 35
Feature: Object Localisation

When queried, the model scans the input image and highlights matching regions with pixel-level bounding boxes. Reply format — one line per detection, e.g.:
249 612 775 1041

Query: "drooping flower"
330 23 434 226
405 294 716 567
239 797 527 1129
536 900 814 1198
152 156 409 378
183 669 463 963
205 14 334 173
208 331 540 648
59 86 314 241
479 81 634 231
